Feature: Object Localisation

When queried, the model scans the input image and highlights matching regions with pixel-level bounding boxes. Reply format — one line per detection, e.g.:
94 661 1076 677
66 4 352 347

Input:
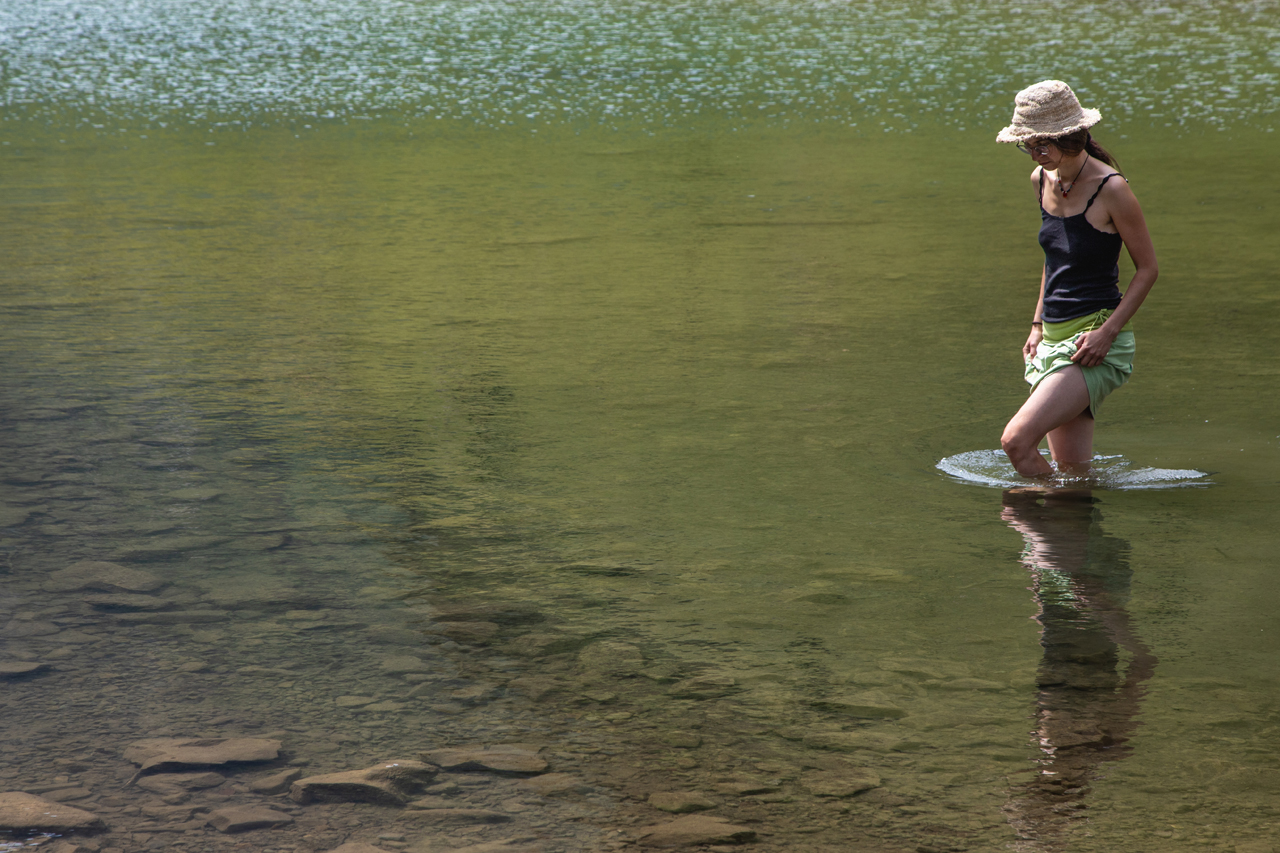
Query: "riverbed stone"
422 747 547 775
330 844 392 853
0 792 105 833
636 815 757 847
290 760 438 805
43 561 164 594
124 737 281 772
648 792 718 813
207 805 294 833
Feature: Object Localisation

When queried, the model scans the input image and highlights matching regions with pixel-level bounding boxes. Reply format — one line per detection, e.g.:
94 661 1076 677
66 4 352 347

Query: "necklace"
1057 152 1090 197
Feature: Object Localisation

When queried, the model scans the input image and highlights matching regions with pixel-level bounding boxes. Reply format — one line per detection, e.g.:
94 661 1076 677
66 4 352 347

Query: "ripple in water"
937 450 1212 491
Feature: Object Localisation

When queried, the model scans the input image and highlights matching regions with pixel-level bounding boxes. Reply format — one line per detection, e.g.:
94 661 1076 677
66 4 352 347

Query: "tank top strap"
1037 168 1046 209
1084 173 1124 211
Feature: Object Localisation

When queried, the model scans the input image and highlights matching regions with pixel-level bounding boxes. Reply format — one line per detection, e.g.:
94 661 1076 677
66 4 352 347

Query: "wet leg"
1046 410 1095 474
1002 366 1092 478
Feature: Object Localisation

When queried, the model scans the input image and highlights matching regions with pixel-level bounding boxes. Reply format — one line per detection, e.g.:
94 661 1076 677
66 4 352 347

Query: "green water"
3 2 1280 852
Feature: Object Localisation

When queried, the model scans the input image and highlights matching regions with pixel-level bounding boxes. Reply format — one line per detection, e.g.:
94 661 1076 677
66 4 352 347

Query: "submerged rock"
43 561 163 594
135 772 225 794
0 792 105 833
124 737 281 772
290 760 438 805
636 815 756 847
422 747 547 775
207 805 294 833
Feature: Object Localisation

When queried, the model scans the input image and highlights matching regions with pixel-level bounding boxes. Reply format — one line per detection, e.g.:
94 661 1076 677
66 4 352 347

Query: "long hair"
1053 129 1121 173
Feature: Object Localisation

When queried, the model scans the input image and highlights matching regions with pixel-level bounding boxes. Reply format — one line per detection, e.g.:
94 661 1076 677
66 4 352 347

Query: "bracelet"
1031 321 1043 326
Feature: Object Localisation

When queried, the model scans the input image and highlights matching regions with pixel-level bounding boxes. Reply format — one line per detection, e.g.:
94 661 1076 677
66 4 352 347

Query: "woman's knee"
1001 423 1040 459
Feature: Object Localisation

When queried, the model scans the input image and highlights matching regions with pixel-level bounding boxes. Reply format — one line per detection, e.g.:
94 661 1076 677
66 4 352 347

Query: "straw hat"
996 80 1102 143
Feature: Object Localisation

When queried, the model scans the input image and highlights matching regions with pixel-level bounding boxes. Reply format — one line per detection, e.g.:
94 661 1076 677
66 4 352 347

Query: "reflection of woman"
1001 488 1156 851
996 81 1159 478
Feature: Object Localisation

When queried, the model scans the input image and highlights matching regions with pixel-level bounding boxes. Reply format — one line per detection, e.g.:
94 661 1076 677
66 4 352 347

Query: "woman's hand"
1071 327 1118 367
1022 326 1043 362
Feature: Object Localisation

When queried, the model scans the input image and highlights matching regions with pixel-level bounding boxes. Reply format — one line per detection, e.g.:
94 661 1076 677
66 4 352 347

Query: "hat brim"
996 108 1102 144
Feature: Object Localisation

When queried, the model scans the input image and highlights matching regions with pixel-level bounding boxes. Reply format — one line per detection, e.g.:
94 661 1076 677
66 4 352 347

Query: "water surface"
3 3 1279 852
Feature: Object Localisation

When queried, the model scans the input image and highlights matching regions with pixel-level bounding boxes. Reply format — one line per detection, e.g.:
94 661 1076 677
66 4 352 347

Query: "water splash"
937 450 1212 491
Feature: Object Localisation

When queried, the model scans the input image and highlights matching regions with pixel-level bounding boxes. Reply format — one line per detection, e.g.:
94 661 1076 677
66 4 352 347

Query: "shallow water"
3 2 1280 853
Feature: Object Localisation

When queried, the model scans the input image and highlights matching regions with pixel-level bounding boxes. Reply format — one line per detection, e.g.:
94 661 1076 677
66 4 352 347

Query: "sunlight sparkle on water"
1 0 1276 131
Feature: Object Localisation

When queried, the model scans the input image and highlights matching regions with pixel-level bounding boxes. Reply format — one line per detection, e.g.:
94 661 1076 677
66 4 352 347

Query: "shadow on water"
1000 489 1156 852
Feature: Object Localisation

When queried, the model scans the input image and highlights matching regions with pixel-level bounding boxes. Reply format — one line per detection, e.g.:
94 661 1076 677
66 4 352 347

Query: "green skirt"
1024 309 1135 417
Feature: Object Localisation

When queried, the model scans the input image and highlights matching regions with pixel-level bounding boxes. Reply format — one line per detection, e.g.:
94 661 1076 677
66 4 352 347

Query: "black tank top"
1038 170 1125 323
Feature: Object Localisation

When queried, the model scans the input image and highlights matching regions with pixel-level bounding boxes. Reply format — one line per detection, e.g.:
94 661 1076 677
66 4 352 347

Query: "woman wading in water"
997 81 1158 478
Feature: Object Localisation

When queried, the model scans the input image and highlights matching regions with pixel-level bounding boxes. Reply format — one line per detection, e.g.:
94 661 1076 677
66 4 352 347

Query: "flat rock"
648 792 718 813
515 773 589 796
124 737 281 772
167 487 225 501
0 506 32 527
0 661 51 678
291 760 438 805
330 844 393 853
248 767 303 794
801 730 901 753
637 815 757 848
0 792 105 832
423 748 547 775
404 808 513 825
207 805 294 833
43 561 164 594
800 769 881 797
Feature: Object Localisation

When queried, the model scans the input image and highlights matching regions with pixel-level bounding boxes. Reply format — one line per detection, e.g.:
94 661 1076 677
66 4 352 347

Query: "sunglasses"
1016 140 1056 156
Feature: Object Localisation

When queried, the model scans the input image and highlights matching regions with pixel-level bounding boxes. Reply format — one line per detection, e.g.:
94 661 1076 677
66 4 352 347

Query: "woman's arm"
1023 267 1046 361
1071 181 1159 367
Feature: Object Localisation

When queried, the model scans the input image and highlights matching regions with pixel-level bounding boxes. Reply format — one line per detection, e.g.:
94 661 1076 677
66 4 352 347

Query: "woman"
996 80 1158 478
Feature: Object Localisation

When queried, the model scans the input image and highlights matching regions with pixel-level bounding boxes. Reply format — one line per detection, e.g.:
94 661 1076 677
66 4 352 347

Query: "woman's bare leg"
1002 366 1092 477
1046 410 1096 474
